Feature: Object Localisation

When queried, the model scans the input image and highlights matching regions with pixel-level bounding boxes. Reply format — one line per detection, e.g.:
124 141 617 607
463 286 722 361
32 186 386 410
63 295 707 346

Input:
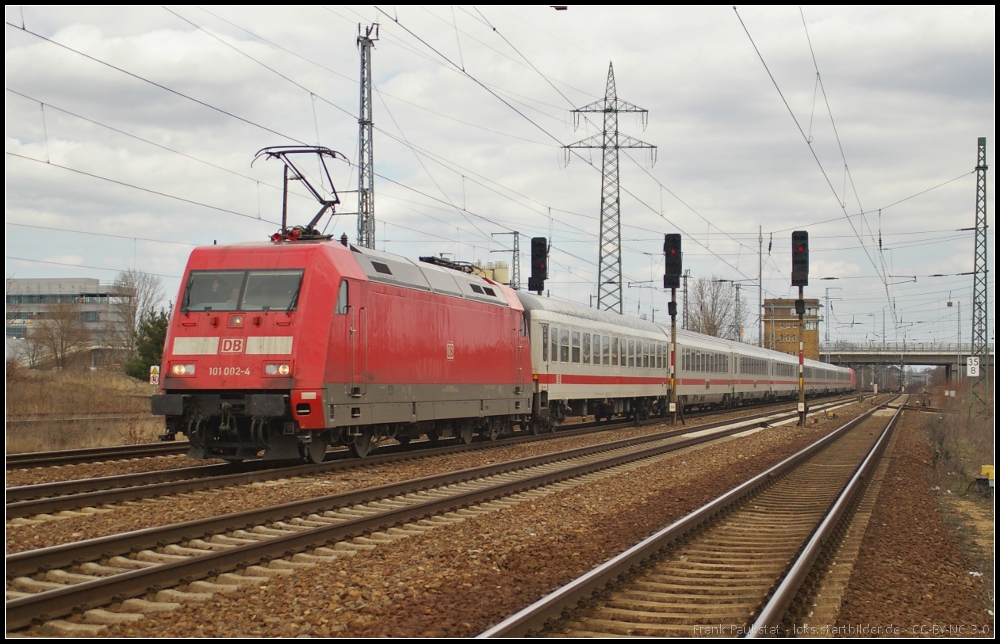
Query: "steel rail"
6 396 861 519
6 442 188 468
6 400 827 577
5 393 862 470
747 397 907 637
4 400 850 630
477 397 898 638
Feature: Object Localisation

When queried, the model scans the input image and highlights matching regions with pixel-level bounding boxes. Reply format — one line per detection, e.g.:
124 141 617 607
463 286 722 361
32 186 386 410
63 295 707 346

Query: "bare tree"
687 277 749 340
32 302 91 369
113 269 164 358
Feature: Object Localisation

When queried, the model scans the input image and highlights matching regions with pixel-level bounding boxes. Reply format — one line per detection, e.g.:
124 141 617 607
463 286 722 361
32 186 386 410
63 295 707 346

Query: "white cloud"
4 5 994 344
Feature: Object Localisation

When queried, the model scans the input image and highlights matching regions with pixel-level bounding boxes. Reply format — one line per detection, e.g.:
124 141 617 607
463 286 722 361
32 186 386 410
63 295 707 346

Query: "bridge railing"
820 342 994 354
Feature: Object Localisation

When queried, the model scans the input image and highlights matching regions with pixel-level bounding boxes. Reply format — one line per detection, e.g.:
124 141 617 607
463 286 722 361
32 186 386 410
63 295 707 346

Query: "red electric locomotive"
152 237 532 462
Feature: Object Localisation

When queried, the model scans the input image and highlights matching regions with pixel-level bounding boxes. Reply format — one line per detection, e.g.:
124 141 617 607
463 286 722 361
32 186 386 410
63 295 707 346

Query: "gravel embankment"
5 406 822 554
834 412 994 637
99 405 868 638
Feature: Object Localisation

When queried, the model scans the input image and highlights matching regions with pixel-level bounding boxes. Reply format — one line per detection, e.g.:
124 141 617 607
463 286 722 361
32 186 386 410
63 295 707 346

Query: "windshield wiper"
286 282 302 315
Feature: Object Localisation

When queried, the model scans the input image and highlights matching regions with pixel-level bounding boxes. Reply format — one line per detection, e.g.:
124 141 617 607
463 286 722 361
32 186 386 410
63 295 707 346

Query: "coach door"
516 312 526 395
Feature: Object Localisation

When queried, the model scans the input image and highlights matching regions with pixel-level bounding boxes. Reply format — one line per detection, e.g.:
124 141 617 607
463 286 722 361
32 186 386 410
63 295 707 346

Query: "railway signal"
663 233 682 289
791 231 809 425
528 237 548 294
663 234 682 425
791 230 809 287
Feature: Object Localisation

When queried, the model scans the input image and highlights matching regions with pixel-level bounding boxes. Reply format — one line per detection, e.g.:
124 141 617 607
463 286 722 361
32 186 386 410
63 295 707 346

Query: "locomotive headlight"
171 363 196 376
264 363 291 376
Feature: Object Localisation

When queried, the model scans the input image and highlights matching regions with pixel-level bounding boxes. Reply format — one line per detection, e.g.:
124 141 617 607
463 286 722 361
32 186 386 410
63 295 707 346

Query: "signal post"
664 234 682 425
792 231 809 426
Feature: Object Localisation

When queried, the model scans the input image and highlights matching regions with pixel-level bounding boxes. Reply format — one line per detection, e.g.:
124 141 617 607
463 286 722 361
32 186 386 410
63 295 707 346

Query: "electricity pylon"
565 63 656 314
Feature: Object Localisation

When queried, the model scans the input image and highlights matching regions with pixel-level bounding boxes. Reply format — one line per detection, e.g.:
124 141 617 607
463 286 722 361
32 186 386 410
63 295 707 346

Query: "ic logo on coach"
221 338 246 354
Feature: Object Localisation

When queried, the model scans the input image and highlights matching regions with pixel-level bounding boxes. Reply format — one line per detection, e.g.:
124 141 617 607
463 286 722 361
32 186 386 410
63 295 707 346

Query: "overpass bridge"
820 342 994 383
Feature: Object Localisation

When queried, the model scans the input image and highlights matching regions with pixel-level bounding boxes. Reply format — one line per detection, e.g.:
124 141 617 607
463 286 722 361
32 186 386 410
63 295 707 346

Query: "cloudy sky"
5 6 995 346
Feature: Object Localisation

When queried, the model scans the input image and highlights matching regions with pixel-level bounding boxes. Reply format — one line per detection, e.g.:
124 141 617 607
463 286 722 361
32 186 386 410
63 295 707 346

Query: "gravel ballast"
95 408 862 638
5 406 832 555
834 412 993 638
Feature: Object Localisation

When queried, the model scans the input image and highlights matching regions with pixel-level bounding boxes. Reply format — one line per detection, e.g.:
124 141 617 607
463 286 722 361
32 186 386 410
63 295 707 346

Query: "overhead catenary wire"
6 152 282 226
732 7 897 327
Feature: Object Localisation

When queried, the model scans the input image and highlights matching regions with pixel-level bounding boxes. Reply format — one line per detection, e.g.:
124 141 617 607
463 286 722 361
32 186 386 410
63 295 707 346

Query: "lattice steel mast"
357 24 378 249
971 136 990 418
565 63 656 314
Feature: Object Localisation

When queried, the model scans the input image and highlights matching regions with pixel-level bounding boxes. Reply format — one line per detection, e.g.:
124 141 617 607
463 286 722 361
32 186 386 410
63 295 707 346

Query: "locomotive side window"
560 329 569 363
582 333 591 364
572 331 581 363
541 324 549 362
603 336 610 365
336 280 349 315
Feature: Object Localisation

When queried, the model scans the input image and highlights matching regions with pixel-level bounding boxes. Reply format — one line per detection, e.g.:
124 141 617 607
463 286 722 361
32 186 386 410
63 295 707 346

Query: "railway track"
6 395 868 520
5 397 864 633
6 442 190 469
5 393 863 471
479 395 907 638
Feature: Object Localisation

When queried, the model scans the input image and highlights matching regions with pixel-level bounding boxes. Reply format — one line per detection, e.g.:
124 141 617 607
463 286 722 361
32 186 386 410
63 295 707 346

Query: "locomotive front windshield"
184 270 304 312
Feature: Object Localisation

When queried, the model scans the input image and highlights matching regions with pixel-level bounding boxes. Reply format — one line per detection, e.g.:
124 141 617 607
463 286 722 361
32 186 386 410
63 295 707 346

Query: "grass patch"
5 366 162 453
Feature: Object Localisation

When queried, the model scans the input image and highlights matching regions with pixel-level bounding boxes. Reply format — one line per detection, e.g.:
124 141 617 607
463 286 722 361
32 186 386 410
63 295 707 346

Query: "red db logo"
221 338 245 353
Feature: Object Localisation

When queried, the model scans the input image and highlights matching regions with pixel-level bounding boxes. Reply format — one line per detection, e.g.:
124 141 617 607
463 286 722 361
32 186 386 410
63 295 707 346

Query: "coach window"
336 280 349 314
641 342 647 368
583 333 591 364
560 329 570 363
626 340 633 368
611 337 619 366
572 331 581 363
551 326 559 363
521 313 528 337
541 324 549 362
603 336 610 365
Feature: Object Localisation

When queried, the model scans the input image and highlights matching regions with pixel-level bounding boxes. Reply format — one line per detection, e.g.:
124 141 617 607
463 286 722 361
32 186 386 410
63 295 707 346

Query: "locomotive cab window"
242 270 305 311
183 269 304 312
183 270 244 312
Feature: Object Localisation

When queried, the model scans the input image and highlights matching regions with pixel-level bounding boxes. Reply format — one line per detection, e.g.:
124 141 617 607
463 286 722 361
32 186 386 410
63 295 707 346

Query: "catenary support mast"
357 24 378 249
